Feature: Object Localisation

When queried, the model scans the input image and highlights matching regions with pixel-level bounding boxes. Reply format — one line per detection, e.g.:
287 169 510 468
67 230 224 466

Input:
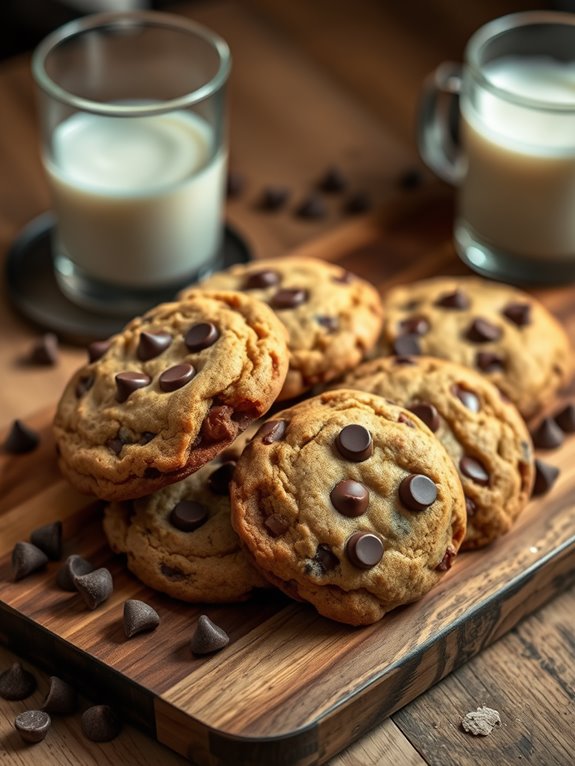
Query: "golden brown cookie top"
54 291 289 501
231 389 466 626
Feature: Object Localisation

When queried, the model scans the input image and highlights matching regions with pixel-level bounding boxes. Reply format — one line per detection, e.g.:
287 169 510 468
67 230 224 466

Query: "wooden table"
0 1 572 764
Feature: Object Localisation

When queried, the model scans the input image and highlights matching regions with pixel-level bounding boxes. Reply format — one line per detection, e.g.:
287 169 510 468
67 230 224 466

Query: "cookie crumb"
461 705 501 736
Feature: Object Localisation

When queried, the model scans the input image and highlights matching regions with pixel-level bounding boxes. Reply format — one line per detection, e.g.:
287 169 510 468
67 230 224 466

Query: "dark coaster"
6 213 252 345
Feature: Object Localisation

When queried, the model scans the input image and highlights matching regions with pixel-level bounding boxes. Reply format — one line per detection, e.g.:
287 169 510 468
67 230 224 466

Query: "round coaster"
5 213 252 344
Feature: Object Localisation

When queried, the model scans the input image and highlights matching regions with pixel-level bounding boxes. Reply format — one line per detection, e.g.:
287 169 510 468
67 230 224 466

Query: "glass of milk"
32 11 230 314
418 12 575 284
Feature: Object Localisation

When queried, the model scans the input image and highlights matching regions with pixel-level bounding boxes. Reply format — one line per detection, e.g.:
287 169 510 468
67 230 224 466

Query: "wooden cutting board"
1 190 574 766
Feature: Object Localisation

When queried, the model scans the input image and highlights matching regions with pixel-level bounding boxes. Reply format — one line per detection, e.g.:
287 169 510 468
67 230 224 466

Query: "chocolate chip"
502 302 531 327
399 474 438 511
137 331 172 361
345 532 384 569
296 193 327 219
169 500 208 532
257 419 288 444
316 315 339 332
434 289 470 310
452 384 481 413
0 662 36 700
159 363 196 392
226 170 245 198
466 318 502 343
313 544 339 573
532 459 560 496
330 479 369 517
398 413 416 427
4 419 39 454
465 496 477 517
271 287 309 309
318 165 348 193
190 615 229 655
42 677 77 714
436 544 457 571
244 269 281 290
29 333 59 365
185 322 220 352
115 371 151 402
14 710 51 744
56 554 94 591
74 568 113 610
75 375 94 398
398 168 423 190
264 513 290 536
30 521 62 560
208 461 236 495
200 405 236 444
336 424 373 462
554 403 575 433
123 599 160 639
398 315 429 336
11 542 48 581
139 431 155 445
344 191 372 214
259 186 290 210
106 434 127 456
392 334 421 356
160 563 185 580
87 340 111 363
408 403 440 432
475 351 506 373
459 456 490 486
81 705 122 742
531 417 564 450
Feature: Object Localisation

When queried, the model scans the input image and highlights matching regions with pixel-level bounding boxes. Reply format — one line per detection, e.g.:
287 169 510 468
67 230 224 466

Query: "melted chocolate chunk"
345 532 384 569
123 599 160 639
264 513 290 536
244 269 281 290
399 474 438 511
200 405 236 443
159 363 196 392
115 371 151 402
434 289 470 310
107 434 127 456
271 287 309 309
160 564 185 580
208 461 236 495
502 302 531 327
532 459 560 496
475 351 505 373
398 315 429 336
4 419 39 454
436 544 457 571
330 479 369 517
452 384 481 413
190 615 229 655
75 375 94 398
169 500 208 532
185 322 220 352
313 544 339 573
257 419 288 444
392 334 421 356
466 318 502 343
408 403 440 432
531 417 564 450
87 340 111 363
336 424 373 462
137 331 172 361
459 456 490 486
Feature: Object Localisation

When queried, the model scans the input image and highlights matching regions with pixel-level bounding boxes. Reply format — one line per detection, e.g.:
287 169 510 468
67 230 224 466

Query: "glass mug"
32 11 231 315
418 11 575 284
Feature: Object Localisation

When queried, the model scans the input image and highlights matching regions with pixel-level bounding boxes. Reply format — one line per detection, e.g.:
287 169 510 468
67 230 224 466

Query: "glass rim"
31 10 231 117
466 10 575 113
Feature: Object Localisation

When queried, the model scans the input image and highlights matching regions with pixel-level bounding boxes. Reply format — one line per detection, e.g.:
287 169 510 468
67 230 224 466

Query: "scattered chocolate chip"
29 333 59 365
160 564 185 580
0 662 36 700
296 193 327 219
434 289 470 310
318 165 348 193
257 419 288 444
398 167 423 190
392 334 421 356
81 705 122 742
345 532 384 569
316 315 339 332
436 544 457 571
330 479 370 517
14 710 51 744
115 371 151 402
226 170 245 198
452 384 481 413
465 496 477 517
74 568 113 610
398 316 429 336
106 434 127 456
208 461 236 495
185 322 220 352
56 554 94 591
466 318 502 343
137 331 172 361
502 302 531 327
30 521 62 560
554 403 575 433
532 459 560 496
531 417 564 450
344 191 372 214
200 405 236 444
408 403 440 432
4 419 39 454
259 185 290 210
271 287 308 309
336 424 373 462
264 513 290 536
159 363 196 392
475 351 505 373
75 375 94 398
244 269 281 290
169 500 209 532
313 544 339 573
11 542 48 581
87 340 111 363
123 599 160 639
42 677 77 714
399 474 438 511
459 456 490 486
190 615 230 655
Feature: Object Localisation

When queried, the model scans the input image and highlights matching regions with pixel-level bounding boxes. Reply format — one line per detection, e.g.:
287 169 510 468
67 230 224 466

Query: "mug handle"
417 62 464 185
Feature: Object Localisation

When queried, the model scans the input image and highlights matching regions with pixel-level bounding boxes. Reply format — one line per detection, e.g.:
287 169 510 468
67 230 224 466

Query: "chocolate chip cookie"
104 449 268 602
230 389 466 626
340 356 535 548
181 257 384 401
54 291 289 501
380 276 572 419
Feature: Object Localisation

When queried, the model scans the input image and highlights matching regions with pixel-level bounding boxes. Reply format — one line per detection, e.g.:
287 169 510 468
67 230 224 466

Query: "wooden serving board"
1 190 575 766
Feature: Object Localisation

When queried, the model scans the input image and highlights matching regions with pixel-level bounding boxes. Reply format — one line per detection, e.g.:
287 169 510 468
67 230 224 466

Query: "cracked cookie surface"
54 291 289 501
181 257 384 401
340 356 535 548
230 389 466 626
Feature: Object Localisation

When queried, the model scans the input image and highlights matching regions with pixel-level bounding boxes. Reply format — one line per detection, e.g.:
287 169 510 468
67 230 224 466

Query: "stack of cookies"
53 260 573 626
